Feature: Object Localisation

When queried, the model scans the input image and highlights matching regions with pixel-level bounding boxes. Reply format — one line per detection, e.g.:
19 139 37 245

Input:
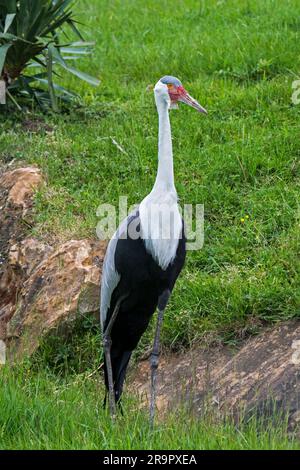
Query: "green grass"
0 0 300 449
0 365 298 450
2 0 299 350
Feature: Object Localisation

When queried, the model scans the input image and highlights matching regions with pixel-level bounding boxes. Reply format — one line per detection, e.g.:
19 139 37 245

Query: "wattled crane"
100 75 207 425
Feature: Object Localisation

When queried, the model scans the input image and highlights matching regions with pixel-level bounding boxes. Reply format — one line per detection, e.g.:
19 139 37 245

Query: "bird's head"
153 75 207 114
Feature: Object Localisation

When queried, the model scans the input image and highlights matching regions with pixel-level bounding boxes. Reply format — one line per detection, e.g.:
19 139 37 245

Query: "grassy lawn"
0 0 300 449
0 365 298 450
1 0 299 350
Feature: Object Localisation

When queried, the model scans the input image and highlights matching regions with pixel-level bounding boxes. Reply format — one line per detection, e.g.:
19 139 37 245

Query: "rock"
0 166 43 212
0 166 106 360
78 281 102 318
0 167 43 342
9 238 53 275
131 321 300 431
0 166 42 268
6 239 105 360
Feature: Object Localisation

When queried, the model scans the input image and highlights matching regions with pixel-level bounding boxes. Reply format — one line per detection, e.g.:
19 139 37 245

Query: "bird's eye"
167 84 173 89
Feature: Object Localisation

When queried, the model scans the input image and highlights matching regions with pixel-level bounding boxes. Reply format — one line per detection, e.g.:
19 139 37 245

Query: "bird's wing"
100 208 139 330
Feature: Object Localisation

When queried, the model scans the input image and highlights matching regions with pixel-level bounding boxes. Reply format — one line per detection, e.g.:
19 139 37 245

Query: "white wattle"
139 82 182 270
139 190 182 270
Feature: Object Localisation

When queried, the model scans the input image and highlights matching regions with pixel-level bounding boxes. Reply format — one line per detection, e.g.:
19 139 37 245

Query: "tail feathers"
103 347 132 405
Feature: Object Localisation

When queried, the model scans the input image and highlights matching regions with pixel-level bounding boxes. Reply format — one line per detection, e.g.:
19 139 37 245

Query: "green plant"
0 0 99 110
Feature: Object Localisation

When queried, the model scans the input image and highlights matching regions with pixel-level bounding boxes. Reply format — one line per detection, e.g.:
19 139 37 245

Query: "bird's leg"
149 289 170 428
103 334 115 418
103 295 127 420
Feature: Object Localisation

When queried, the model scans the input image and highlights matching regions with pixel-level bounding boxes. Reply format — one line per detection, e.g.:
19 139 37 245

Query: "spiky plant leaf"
0 0 99 111
0 42 12 74
4 13 15 33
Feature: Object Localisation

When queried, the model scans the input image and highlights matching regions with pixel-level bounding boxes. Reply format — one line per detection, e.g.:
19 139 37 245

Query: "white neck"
152 96 175 192
139 91 182 270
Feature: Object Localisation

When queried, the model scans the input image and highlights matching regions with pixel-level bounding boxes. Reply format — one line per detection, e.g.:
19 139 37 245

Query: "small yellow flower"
240 218 245 223
245 215 249 219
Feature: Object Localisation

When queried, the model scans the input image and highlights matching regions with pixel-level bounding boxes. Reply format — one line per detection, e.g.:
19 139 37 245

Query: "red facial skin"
168 85 185 102
168 84 207 114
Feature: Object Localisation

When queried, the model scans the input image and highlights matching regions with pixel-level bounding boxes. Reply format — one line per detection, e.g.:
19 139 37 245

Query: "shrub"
0 0 99 111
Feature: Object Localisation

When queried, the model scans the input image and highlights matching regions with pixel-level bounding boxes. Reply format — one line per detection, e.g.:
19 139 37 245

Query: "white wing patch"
139 189 182 270
100 234 120 330
100 209 138 330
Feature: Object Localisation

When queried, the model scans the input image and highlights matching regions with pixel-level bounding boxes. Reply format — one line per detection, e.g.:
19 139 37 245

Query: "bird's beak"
178 88 207 114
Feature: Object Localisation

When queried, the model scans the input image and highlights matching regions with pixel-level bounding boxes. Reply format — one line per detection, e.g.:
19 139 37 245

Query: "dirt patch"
22 118 53 134
130 321 300 432
130 346 233 412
